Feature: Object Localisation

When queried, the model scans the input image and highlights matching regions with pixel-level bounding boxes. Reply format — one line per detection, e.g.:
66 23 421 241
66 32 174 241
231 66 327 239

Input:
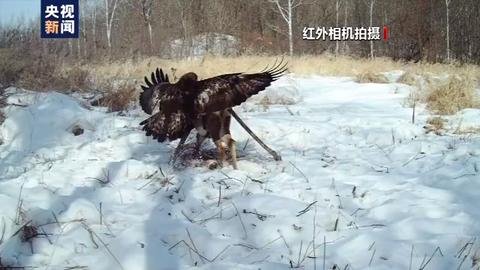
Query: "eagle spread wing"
139 60 287 142
139 68 192 142
139 68 170 115
193 61 287 114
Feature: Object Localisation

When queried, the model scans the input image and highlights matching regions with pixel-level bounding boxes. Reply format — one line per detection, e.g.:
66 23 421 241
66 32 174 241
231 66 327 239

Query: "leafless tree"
269 0 303 56
91 2 98 56
368 0 375 59
342 0 349 54
445 0 451 62
175 0 193 58
105 0 120 54
140 0 154 54
335 0 341 56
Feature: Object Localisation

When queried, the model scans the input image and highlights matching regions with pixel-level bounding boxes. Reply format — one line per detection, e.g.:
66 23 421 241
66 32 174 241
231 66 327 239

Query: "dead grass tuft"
257 95 297 106
91 81 136 112
60 66 91 91
425 74 479 115
0 49 25 86
424 117 446 135
397 70 421 85
453 127 480 135
355 71 389 83
0 49 91 92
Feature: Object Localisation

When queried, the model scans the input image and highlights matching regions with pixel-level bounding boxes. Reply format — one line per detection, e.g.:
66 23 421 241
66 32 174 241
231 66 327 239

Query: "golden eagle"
139 61 287 169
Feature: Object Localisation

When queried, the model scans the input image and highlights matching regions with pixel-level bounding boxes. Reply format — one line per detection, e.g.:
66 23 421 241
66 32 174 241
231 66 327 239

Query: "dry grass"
397 70 421 85
3 53 479 87
90 80 137 112
424 117 446 135
256 95 298 111
83 55 480 81
81 56 480 112
0 49 91 92
1 52 480 116
355 71 389 83
82 55 409 81
424 74 479 115
400 65 480 116
59 66 91 91
453 127 480 135
257 95 297 106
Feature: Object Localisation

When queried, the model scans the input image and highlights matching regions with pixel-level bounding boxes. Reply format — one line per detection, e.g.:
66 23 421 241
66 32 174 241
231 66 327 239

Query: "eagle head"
180 72 198 81
177 72 199 92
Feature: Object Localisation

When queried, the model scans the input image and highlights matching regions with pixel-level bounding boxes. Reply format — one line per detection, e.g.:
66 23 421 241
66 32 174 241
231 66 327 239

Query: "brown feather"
193 67 286 114
140 111 191 142
139 68 170 115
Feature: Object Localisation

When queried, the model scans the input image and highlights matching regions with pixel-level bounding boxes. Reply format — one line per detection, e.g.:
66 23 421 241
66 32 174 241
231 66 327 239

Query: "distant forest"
0 0 479 64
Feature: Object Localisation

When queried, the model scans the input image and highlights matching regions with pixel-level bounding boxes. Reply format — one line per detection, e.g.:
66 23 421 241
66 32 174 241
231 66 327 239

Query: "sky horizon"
0 0 39 27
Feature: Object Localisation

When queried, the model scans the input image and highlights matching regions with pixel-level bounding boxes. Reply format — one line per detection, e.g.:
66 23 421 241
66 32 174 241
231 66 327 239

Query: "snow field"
0 75 480 269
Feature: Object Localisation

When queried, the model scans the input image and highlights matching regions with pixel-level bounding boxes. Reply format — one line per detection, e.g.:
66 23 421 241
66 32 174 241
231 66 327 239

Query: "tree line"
0 0 479 64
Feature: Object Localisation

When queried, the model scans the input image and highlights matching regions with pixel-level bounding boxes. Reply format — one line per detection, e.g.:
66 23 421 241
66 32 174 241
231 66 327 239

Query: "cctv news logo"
41 0 79 38
303 26 389 41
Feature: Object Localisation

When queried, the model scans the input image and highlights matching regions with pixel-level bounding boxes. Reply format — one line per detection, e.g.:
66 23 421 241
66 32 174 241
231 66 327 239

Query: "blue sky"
0 0 39 27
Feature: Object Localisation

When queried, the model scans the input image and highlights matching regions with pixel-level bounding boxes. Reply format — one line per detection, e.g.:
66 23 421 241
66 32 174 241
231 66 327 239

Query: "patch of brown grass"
355 71 389 83
91 80 136 112
2 51 480 88
59 66 91 91
397 70 420 85
453 127 480 135
0 49 91 92
82 55 408 81
424 74 479 115
256 96 293 111
424 117 446 135
2 52 479 118
257 95 297 106
3 52 480 89
81 55 480 94
0 49 25 86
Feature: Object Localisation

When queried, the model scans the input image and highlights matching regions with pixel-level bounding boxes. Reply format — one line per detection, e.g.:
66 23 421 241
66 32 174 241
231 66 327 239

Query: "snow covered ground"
0 75 479 270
